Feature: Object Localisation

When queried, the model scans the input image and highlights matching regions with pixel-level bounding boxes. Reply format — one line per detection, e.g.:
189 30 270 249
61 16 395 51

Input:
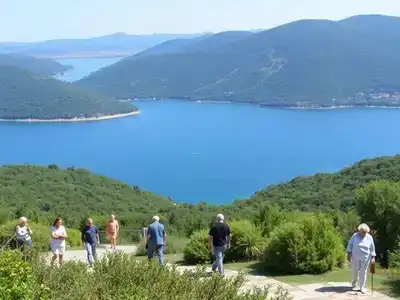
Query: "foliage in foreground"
28 252 292 300
264 215 344 274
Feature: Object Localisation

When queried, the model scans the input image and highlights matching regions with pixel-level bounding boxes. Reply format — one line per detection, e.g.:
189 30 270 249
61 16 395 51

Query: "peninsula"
0 65 138 121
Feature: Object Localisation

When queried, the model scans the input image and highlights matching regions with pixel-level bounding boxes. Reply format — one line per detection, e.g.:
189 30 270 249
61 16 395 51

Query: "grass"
144 254 400 298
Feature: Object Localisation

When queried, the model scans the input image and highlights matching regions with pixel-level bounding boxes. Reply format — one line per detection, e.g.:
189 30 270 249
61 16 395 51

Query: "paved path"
60 247 397 300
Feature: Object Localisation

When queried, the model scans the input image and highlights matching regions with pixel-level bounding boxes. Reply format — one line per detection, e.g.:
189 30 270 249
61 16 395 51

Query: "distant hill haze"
0 54 71 76
77 15 400 108
0 33 204 59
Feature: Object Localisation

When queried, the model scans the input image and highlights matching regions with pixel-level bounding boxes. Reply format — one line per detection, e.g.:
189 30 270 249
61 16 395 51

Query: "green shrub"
136 235 188 256
225 220 266 262
183 229 211 264
0 220 81 251
0 250 35 300
388 250 400 269
264 214 344 274
31 252 291 300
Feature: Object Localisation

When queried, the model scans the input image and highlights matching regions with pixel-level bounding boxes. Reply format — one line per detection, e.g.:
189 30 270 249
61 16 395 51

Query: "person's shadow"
315 286 357 294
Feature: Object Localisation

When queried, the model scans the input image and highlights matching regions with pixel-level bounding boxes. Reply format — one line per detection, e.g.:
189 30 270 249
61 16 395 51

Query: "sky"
1 0 400 42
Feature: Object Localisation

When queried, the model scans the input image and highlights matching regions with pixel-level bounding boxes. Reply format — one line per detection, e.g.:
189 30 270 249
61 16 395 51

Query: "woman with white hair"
15 216 33 249
346 223 376 294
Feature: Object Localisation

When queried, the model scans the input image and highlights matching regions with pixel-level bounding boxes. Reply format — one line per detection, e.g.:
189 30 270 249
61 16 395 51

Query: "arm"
62 227 68 239
16 226 23 237
370 236 376 263
81 228 85 244
208 227 214 249
227 226 232 248
116 221 120 233
51 227 59 239
346 234 355 262
96 228 100 244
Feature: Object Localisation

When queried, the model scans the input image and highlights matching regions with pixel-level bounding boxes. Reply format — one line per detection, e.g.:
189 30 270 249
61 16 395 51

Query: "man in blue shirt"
146 215 166 266
81 218 100 266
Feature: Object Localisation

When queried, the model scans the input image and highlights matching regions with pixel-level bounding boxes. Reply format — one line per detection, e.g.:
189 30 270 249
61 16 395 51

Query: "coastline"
135 98 400 110
0 110 140 123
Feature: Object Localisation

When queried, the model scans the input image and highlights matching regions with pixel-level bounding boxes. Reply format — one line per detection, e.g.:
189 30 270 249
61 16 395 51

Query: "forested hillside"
2 155 400 237
0 54 71 76
246 155 400 211
78 15 400 107
0 65 137 120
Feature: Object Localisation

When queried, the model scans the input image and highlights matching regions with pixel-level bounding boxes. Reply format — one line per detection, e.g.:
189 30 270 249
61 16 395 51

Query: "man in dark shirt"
81 218 100 266
208 213 231 276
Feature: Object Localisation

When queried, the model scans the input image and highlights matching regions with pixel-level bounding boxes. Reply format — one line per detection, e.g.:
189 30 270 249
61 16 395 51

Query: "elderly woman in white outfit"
346 223 376 294
50 217 68 266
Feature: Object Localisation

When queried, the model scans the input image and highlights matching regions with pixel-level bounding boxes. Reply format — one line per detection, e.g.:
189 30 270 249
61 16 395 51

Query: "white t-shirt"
50 225 66 248
16 225 32 241
346 232 376 262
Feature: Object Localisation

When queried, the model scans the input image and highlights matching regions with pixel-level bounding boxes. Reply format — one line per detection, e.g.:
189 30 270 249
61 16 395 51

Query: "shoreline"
0 110 140 123
135 98 400 110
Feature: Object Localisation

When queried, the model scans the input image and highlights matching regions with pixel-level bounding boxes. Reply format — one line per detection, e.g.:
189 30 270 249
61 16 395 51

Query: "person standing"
81 218 100 266
146 215 166 266
208 214 231 276
15 217 33 259
346 223 376 294
106 215 119 250
50 217 67 266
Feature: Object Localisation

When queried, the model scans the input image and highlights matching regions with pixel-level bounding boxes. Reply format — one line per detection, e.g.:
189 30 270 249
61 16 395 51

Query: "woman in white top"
346 223 376 294
15 216 33 248
50 217 68 265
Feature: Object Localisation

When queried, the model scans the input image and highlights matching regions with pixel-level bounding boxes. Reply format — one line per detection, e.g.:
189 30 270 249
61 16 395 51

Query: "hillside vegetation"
0 65 138 120
78 15 400 107
2 155 400 236
0 54 71 76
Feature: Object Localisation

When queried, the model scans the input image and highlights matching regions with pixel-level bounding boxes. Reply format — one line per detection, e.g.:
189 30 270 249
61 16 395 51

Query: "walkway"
60 246 396 300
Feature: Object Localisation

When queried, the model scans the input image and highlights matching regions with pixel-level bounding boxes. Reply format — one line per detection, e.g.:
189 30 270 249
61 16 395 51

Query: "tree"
356 181 400 263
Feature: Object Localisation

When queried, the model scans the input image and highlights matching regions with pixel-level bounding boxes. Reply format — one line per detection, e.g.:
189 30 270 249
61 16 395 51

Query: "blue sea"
1 57 400 204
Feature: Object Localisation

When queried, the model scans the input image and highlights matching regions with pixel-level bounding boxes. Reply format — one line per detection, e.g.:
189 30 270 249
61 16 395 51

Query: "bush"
0 250 35 300
264 214 344 274
0 220 81 251
184 221 266 265
31 252 291 300
225 220 266 262
183 229 211 264
136 235 188 256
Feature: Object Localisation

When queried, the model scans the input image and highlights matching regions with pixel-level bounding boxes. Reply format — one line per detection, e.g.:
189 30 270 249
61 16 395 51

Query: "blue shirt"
147 221 166 246
81 225 98 244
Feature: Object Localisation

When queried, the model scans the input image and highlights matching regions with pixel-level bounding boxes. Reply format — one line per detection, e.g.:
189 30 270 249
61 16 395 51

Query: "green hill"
0 164 174 229
78 15 400 107
0 54 71 76
2 155 400 236
0 65 138 120
245 155 400 212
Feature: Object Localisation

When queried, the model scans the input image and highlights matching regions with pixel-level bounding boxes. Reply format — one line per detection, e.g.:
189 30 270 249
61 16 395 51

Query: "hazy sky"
1 0 400 42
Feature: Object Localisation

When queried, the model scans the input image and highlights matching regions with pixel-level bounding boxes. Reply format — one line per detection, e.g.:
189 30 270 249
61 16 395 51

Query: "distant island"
0 65 138 121
0 53 72 76
77 14 400 108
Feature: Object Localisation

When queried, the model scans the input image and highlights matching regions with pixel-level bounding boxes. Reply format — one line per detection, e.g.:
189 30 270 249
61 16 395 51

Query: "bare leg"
51 254 57 266
59 254 63 265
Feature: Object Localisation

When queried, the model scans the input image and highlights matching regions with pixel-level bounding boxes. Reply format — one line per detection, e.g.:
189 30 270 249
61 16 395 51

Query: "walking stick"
370 262 375 295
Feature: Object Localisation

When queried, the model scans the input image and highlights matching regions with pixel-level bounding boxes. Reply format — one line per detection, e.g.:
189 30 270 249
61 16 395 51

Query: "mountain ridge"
77 14 400 107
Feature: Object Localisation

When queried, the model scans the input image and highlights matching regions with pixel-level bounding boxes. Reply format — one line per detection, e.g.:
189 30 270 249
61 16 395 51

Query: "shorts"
107 232 117 239
50 243 65 255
